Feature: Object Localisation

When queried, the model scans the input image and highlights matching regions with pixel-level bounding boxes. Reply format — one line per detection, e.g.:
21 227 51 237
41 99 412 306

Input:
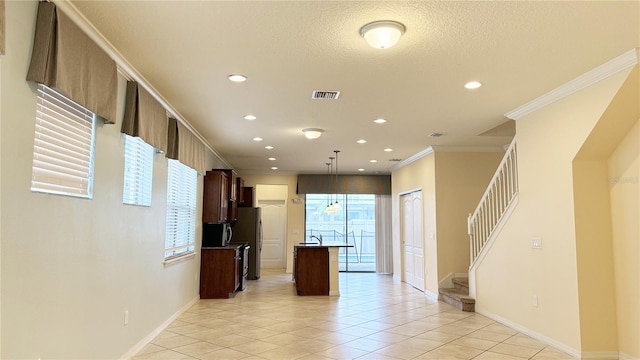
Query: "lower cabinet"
200 247 240 299
294 247 329 296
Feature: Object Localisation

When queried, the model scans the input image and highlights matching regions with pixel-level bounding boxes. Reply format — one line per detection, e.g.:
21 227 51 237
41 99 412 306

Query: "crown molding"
52 0 231 169
389 146 434 172
506 48 638 120
430 145 507 153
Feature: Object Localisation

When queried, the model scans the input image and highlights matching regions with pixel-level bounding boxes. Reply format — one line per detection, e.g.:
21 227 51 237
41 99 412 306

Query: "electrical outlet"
532 295 538 307
531 237 542 249
124 310 129 325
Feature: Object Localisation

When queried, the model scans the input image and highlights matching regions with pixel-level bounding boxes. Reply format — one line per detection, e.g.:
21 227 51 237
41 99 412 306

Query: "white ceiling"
68 0 639 175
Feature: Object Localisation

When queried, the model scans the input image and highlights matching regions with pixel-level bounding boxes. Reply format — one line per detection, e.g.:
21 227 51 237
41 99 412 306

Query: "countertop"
294 242 354 248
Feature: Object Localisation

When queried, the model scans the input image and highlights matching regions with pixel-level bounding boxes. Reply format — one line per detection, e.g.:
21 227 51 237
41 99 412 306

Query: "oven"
230 243 250 291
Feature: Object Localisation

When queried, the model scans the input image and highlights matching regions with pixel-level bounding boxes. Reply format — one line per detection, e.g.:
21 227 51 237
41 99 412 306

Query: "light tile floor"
134 270 575 360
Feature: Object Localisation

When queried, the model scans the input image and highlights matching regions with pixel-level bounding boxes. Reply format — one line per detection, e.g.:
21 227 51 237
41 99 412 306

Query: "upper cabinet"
203 169 238 223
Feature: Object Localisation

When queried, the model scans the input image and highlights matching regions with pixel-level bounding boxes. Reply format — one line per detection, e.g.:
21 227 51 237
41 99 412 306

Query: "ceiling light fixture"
358 168 365 172
360 20 406 49
271 166 278 170
228 74 247 82
357 139 367 144
302 128 324 139
268 157 276 161
265 145 274 150
373 118 387 124
370 159 378 163
464 81 482 89
253 137 263 142
384 148 393 152
244 115 256 120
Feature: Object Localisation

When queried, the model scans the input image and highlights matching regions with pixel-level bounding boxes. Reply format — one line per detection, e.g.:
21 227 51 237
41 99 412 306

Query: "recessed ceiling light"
384 148 393 152
373 118 387 124
244 115 256 120
253 137 263 142
271 166 278 170
370 159 378 163
357 139 367 144
358 168 365 172
228 74 247 82
265 145 274 150
464 81 482 89
268 157 276 161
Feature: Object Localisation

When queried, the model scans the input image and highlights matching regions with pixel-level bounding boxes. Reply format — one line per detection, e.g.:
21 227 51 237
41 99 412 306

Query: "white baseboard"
425 290 438 300
619 352 640 360
581 351 622 360
120 296 200 360
438 272 468 289
475 306 581 359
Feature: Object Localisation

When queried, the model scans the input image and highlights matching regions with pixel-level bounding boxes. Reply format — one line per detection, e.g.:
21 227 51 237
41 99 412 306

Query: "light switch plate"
531 237 542 249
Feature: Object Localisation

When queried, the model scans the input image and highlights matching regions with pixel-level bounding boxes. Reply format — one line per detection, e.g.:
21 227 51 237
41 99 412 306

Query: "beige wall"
608 120 639 358
434 151 504 283
391 150 504 295
1 2 224 358
238 174 304 273
475 65 634 354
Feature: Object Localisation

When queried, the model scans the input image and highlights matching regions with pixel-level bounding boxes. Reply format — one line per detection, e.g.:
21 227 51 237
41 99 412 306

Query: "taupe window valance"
297 174 391 195
167 118 206 174
122 81 168 153
26 2 117 123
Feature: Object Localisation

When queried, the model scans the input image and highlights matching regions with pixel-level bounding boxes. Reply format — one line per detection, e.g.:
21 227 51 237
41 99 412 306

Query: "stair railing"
468 138 518 267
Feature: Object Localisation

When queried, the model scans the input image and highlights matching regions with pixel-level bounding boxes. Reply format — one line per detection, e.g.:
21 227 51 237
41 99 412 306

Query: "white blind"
31 84 96 198
123 135 154 206
165 159 197 260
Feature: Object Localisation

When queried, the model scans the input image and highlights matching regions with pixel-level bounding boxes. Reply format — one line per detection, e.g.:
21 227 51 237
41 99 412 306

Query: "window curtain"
375 194 393 274
121 81 168 153
26 2 117 124
167 117 206 174
0 0 5 55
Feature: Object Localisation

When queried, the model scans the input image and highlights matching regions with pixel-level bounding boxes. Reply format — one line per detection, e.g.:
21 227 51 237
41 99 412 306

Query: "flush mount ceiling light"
265 145 274 150
384 148 393 152
244 115 256 120
357 139 367 144
228 74 247 82
360 20 406 49
268 157 276 161
373 118 387 124
302 128 324 139
252 137 263 142
464 81 482 89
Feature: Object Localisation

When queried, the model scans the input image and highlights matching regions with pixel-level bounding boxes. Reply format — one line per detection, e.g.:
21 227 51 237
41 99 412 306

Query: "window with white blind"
31 84 96 198
123 135 154 206
165 159 197 261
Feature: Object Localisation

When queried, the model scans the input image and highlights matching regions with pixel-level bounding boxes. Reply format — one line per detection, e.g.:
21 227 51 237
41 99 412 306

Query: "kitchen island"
293 243 353 296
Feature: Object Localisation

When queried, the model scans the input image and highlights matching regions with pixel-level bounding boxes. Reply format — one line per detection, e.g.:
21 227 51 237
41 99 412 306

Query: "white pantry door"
401 191 425 291
258 200 287 269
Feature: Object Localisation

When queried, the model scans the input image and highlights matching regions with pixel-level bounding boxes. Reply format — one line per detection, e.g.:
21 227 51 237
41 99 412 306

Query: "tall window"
305 194 376 272
123 135 154 206
164 159 197 260
31 84 96 198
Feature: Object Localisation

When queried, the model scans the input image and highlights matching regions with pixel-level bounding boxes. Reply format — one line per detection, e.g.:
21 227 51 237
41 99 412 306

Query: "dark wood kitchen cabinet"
294 247 329 296
200 247 240 299
203 169 239 223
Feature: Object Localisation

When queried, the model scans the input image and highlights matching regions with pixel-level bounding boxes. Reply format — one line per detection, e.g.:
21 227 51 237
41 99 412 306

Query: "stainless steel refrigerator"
232 207 262 280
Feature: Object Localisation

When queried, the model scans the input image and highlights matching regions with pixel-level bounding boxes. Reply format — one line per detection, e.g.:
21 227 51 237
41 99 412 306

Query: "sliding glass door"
304 194 376 272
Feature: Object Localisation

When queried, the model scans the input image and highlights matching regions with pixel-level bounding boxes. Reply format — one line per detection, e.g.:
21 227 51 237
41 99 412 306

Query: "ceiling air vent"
429 132 445 138
389 158 403 162
311 90 341 100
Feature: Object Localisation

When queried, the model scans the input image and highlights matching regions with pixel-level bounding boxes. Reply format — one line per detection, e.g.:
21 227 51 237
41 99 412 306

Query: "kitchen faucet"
309 234 323 246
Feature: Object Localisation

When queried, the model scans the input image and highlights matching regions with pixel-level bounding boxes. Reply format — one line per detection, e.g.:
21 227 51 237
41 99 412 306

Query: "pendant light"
332 150 341 212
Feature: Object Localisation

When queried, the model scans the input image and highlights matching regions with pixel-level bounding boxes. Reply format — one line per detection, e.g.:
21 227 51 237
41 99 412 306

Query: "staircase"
438 277 475 312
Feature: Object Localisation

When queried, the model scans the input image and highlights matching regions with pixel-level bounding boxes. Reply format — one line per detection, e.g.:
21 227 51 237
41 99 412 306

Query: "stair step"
452 277 469 293
438 288 475 312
